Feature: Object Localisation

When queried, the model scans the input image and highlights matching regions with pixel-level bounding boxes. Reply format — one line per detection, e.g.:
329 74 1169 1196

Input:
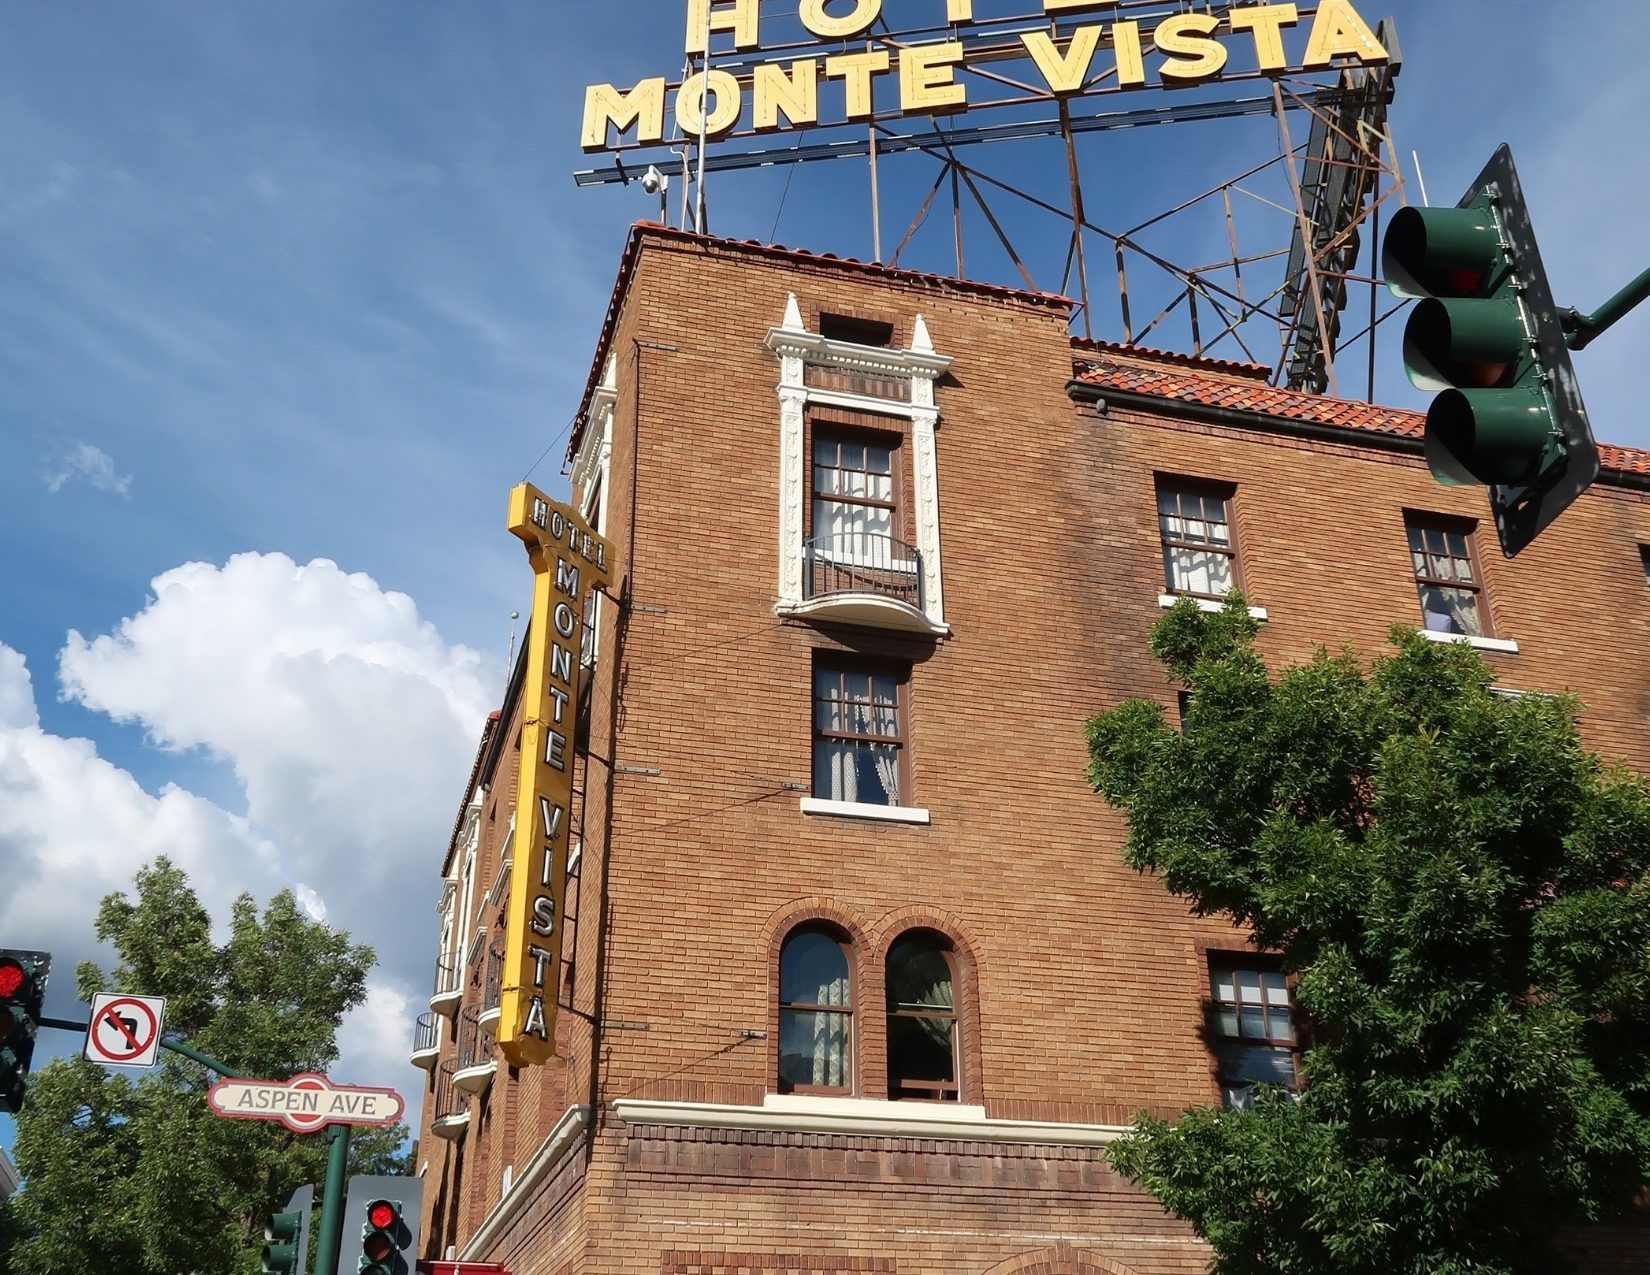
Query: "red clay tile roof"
1070 337 1271 381
1076 354 1650 480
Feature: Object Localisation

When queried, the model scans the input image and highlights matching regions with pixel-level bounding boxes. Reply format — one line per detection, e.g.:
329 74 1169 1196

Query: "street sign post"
83 992 166 1069
206 1073 404 1134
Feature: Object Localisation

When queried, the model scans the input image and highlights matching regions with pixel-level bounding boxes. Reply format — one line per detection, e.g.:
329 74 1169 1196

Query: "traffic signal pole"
311 1122 352 1275
1563 265 1650 351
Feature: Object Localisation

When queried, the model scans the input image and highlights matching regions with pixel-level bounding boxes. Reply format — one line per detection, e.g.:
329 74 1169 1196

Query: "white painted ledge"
459 1105 590 1260
800 798 931 825
612 1096 1129 1147
1158 594 1268 621
1419 629 1518 654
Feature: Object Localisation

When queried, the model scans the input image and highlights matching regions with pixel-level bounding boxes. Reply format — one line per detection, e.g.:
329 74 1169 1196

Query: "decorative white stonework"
766 295 952 637
1418 629 1519 654
571 354 616 509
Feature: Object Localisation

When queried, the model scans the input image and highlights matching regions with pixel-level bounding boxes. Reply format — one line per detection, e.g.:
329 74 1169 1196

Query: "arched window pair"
777 927 960 1101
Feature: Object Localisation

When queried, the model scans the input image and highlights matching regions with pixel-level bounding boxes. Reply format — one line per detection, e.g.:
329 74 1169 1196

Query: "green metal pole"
159 1034 246 1079
1564 265 1650 350
310 1122 351 1275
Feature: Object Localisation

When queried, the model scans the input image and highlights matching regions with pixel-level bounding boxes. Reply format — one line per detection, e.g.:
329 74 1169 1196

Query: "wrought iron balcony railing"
410 1011 440 1069
453 1004 495 1093
803 531 923 611
432 1060 469 1137
429 956 462 1015
478 940 504 1033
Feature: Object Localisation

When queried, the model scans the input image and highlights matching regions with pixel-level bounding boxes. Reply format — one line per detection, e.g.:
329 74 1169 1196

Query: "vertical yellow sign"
498 482 613 1067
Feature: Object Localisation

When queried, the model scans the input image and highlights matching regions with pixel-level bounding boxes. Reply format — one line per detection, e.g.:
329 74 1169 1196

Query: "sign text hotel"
583 0 1389 152
498 483 612 1067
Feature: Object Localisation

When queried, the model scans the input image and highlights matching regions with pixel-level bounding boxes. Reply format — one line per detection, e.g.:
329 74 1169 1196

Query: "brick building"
409 223 1650 1274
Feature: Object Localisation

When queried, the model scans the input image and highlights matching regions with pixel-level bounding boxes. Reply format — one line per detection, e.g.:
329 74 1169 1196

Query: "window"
1208 958 1298 1109
886 933 959 1101
818 312 894 347
778 928 853 1093
1157 480 1238 600
812 661 907 807
812 431 900 565
1406 515 1486 637
1640 545 1650 588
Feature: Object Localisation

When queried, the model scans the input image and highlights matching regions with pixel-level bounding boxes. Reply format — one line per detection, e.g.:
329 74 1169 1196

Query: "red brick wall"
414 230 1650 1274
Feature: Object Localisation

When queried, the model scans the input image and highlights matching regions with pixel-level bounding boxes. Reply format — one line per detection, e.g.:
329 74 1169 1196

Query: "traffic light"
0 949 50 1114
262 1185 313 1275
343 1174 423 1275
1384 143 1599 557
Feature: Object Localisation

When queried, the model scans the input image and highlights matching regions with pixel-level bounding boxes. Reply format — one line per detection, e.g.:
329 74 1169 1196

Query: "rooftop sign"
582 0 1389 153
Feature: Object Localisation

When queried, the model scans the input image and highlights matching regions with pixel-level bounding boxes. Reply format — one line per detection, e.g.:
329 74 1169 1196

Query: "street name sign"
83 992 166 1068
206 1072 405 1134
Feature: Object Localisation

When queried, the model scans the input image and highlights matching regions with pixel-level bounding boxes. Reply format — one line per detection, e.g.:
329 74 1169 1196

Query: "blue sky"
2 1 1646 1149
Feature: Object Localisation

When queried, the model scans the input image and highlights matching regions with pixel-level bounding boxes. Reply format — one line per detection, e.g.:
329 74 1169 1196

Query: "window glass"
1209 959 1296 1109
1406 519 1485 636
778 929 853 1092
813 663 905 806
1158 483 1238 599
886 934 958 1101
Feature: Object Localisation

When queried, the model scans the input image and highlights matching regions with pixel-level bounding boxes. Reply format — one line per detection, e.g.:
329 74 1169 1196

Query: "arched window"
886 932 959 1101
778 927 853 1093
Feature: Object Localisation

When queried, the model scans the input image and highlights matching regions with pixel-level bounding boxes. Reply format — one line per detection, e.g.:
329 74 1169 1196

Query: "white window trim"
1418 629 1518 654
767 294 952 633
800 797 930 825
1158 594 1268 621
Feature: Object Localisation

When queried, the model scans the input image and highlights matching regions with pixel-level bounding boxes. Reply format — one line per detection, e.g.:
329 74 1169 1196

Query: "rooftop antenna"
694 0 710 232
506 610 520 668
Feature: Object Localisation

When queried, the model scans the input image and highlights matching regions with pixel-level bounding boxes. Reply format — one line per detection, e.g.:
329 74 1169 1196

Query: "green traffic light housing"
344 1175 422 1275
262 1185 312 1275
0 950 50 1116
1383 145 1599 557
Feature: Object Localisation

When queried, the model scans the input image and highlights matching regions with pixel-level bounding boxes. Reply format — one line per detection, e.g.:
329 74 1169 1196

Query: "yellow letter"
900 41 967 113
1154 12 1227 83
1111 21 1146 87
801 0 881 39
825 49 891 120
685 0 760 54
947 0 974 20
675 68 744 137
1022 26 1102 95
754 59 819 131
1229 4 1298 74
1302 0 1388 68
581 79 667 151
1044 0 1114 11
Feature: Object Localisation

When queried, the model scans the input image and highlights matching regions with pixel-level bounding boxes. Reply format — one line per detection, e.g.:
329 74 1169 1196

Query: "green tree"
1086 599 1650 1275
7 858 409 1275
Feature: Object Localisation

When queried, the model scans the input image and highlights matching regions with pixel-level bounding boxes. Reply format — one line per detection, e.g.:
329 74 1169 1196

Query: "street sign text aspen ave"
207 1073 405 1134
582 0 1389 151
499 483 613 1066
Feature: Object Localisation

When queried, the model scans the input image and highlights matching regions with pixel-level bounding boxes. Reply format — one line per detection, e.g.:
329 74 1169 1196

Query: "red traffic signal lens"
366 1200 397 1231
0 961 24 999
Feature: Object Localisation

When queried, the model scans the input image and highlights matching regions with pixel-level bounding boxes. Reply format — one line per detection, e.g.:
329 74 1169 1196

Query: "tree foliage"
5 858 409 1275
1087 599 1650 1275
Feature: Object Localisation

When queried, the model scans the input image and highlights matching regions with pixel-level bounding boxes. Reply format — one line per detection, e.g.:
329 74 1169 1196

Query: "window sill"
1418 629 1518 654
1158 594 1268 621
612 1096 1128 1147
800 798 930 825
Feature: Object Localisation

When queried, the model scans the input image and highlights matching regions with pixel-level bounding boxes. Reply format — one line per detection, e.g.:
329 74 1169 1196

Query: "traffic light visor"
1384 206 1501 300
1427 385 1554 487
1402 297 1524 392
261 1240 297 1268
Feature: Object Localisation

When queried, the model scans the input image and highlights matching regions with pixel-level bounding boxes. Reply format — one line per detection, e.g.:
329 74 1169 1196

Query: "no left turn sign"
84 992 166 1068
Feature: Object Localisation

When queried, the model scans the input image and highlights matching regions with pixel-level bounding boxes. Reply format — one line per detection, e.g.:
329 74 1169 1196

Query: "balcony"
410 1012 440 1070
792 532 939 635
478 940 504 1036
453 1005 496 1094
431 1060 470 1140
429 956 462 1018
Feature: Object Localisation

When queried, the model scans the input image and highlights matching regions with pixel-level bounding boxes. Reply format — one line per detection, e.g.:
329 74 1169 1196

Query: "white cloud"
45 441 133 497
0 552 499 1101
